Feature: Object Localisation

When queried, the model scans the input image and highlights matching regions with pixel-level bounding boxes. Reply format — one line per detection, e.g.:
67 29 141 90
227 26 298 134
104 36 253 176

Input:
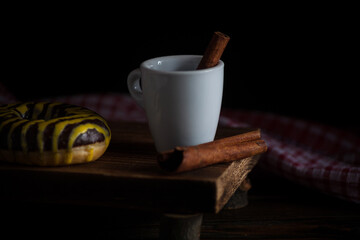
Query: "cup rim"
140 55 224 75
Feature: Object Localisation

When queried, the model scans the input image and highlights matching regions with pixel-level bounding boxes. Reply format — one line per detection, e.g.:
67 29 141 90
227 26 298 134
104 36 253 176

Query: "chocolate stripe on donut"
7 119 28 150
21 120 44 152
29 102 46 120
0 118 23 149
35 102 51 120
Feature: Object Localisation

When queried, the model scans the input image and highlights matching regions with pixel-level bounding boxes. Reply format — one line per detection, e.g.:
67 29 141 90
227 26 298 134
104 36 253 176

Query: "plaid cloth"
221 110 360 203
1 83 359 203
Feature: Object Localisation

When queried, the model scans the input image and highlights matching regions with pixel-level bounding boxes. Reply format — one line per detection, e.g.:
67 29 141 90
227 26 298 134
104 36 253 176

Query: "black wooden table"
1 122 359 239
0 122 260 240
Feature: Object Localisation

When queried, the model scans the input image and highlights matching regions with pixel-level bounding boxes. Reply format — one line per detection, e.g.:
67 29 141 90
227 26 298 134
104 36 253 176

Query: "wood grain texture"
0 122 259 213
2 167 359 240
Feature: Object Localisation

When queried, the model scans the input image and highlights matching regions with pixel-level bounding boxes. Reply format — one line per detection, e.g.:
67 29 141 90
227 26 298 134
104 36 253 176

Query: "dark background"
2 4 358 131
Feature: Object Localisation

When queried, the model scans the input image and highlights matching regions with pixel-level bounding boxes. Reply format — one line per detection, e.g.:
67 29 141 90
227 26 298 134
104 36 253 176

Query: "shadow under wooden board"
0 121 260 214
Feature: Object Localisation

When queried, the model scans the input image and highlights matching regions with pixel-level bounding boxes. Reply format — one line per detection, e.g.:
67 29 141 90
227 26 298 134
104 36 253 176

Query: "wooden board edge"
214 155 260 213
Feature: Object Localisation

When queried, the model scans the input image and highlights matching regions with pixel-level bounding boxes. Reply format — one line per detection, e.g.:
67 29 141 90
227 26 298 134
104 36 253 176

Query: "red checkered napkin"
221 110 360 203
1 83 359 203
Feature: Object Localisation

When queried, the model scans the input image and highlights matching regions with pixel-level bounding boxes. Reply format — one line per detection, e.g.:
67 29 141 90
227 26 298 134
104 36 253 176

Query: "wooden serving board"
0 122 259 213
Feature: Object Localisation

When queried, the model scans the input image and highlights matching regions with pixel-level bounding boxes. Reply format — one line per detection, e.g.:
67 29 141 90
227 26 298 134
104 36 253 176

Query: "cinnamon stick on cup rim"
158 129 267 173
197 31 230 70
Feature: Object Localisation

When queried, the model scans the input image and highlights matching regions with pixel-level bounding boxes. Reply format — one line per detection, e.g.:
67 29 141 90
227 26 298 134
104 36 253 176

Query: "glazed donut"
0 102 111 166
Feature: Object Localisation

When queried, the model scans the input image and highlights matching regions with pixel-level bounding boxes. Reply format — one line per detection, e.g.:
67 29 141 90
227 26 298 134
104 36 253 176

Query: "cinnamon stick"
158 129 267 173
197 31 230 70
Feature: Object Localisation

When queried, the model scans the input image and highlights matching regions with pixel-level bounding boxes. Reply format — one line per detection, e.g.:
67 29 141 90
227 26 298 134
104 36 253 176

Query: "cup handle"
127 68 144 108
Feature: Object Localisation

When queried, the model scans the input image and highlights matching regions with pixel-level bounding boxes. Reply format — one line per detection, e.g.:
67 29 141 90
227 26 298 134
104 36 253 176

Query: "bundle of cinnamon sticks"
158 129 267 173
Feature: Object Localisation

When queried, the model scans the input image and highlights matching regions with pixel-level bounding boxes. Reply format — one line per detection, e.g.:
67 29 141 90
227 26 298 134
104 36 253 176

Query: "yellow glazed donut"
0 102 111 166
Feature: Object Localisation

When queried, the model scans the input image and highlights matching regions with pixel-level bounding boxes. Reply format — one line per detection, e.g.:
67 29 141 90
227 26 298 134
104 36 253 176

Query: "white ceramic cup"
127 55 224 152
